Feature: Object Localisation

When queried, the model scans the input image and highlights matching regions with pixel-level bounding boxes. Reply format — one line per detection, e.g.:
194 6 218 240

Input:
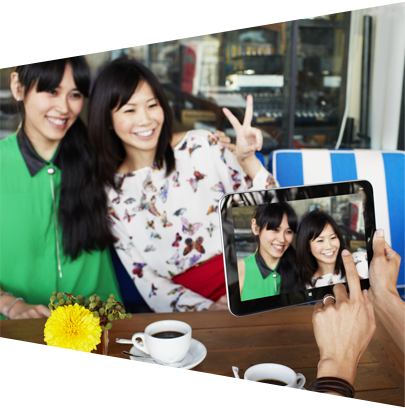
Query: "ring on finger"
323 295 336 306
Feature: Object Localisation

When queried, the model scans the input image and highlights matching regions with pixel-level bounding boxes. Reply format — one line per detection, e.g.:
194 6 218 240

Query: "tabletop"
1 306 403 406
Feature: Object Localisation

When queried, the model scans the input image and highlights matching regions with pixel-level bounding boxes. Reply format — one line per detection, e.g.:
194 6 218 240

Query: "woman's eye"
47 89 57 95
148 103 158 108
71 92 82 99
124 109 135 113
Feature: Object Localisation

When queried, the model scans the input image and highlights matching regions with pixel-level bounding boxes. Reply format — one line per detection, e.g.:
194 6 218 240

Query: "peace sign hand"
222 95 263 165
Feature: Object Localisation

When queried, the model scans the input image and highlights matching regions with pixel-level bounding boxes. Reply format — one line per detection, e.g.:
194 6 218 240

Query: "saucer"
129 338 207 370
225 382 308 401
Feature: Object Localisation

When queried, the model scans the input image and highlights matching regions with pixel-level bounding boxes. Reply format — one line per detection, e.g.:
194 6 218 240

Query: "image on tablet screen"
234 193 369 302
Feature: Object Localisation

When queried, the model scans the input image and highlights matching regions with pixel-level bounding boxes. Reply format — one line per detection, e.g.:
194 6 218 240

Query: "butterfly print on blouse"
150 163 159 172
167 286 186 296
144 245 156 252
123 209 136 223
228 166 241 191
146 219 155 229
135 193 161 217
219 145 226 164
161 211 173 228
172 171 180 187
173 208 186 216
149 284 158 298
150 232 162 240
124 197 136 204
133 263 147 278
108 207 120 221
244 175 253 189
172 233 182 247
206 222 218 237
265 175 277 189
158 180 169 203
181 217 203 235
189 143 202 156
211 182 224 193
189 254 202 267
111 196 120 205
187 169 207 193
178 140 188 151
166 252 186 273
183 237 205 256
207 133 218 146
143 172 157 193
207 205 218 215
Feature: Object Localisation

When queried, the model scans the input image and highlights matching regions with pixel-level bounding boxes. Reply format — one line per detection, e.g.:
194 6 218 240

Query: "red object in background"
181 45 197 94
351 203 359 231
172 254 226 301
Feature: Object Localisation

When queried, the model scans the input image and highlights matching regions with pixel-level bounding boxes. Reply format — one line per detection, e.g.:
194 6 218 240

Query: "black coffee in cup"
152 331 184 339
257 379 287 386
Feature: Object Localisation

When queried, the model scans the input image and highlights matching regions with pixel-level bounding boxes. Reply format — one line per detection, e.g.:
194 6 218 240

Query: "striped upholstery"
269 149 405 287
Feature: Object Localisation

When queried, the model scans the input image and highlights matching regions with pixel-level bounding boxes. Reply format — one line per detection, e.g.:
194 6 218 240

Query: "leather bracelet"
4 297 24 319
310 377 355 398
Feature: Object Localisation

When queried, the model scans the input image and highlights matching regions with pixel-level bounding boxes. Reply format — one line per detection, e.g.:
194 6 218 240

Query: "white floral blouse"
305 251 369 289
107 130 277 312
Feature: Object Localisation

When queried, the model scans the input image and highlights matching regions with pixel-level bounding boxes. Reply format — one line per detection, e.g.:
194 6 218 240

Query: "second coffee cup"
132 320 192 363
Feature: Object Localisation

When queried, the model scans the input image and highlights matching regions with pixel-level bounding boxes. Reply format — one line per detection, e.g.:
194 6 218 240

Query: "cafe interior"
0 2 404 405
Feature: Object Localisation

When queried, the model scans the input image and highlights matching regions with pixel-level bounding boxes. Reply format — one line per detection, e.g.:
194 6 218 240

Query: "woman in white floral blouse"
296 210 368 289
88 58 277 312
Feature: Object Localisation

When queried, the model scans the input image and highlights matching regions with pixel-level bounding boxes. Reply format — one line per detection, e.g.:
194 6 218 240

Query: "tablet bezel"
219 180 375 317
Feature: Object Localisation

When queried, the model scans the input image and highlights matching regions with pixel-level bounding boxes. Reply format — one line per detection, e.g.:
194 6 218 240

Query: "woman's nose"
55 96 69 114
136 108 152 125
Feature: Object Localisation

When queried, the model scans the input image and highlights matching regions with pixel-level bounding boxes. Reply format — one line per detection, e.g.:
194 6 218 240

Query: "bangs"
108 63 144 111
17 57 90 97
255 202 297 233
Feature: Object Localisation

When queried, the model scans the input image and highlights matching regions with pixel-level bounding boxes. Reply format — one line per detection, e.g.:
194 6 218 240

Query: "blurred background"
1 4 404 161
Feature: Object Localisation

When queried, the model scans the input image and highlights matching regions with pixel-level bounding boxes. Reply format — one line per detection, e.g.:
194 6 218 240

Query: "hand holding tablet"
219 181 375 316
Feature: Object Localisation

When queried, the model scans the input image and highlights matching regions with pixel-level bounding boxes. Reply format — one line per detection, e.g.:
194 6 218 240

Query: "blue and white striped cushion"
269 149 405 287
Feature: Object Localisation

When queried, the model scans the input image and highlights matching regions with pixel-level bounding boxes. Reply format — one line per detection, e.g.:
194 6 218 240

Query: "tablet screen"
219 181 375 316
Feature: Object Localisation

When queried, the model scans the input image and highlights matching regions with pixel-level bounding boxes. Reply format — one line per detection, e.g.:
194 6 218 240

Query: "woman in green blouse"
238 202 304 301
0 58 122 319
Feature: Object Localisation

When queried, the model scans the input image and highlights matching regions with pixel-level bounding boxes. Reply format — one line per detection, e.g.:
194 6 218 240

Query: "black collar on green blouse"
255 250 280 280
17 125 62 177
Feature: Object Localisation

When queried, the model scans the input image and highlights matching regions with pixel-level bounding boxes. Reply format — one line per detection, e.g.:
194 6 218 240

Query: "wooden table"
1 306 403 406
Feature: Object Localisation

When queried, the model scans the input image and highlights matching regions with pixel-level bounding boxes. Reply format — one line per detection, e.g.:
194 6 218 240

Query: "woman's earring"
16 97 20 102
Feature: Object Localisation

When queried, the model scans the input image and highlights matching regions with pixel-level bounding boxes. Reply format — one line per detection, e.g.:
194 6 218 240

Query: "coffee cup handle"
131 333 150 355
296 373 306 389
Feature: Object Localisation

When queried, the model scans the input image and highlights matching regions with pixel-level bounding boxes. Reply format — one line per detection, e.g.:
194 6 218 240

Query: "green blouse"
0 132 122 319
241 253 280 301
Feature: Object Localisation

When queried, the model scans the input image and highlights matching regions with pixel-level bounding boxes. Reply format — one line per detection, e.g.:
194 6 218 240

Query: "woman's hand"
312 249 376 385
7 300 51 319
208 295 228 311
212 130 235 152
368 229 401 299
223 95 263 179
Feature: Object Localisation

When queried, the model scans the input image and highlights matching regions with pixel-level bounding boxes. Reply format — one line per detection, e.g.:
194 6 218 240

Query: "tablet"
219 181 375 316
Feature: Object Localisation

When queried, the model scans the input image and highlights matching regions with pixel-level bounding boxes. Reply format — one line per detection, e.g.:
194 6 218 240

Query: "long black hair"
296 210 346 286
253 202 304 293
14 57 114 259
87 57 175 189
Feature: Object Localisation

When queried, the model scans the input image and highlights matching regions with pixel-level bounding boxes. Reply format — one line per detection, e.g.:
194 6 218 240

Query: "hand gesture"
368 229 401 299
312 249 376 385
208 295 228 311
222 95 263 164
8 300 51 319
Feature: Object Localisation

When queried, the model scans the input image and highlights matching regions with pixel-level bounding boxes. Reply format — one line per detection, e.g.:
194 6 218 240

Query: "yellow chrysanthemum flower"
44 303 101 353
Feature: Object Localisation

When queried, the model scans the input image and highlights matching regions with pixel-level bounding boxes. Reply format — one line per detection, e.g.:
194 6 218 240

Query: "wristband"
4 297 24 319
310 377 355 398
0 292 13 298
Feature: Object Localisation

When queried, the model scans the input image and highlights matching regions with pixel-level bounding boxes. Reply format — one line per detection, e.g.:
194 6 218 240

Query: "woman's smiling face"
309 223 340 267
111 80 164 157
254 213 294 263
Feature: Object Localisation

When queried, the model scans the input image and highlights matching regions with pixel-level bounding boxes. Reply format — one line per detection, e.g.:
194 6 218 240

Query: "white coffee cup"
244 363 306 389
131 320 192 363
